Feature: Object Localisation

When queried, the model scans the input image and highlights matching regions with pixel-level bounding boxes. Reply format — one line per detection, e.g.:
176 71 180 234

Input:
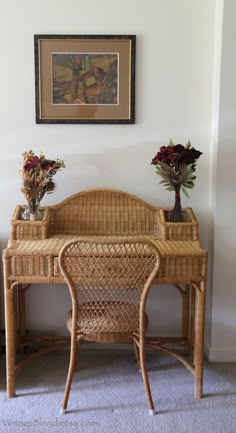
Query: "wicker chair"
58 236 161 415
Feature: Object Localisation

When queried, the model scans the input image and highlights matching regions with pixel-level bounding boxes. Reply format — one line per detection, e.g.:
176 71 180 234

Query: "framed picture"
34 34 136 124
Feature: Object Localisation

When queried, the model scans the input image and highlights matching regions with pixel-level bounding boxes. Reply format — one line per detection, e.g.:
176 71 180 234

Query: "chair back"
59 237 160 334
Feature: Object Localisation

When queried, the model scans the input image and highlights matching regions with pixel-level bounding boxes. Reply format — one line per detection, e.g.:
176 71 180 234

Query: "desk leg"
18 285 28 343
193 281 206 399
175 284 191 353
190 285 195 352
4 280 18 398
182 284 190 353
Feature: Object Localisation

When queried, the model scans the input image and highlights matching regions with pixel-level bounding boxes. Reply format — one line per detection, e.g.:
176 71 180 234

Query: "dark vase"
170 185 183 222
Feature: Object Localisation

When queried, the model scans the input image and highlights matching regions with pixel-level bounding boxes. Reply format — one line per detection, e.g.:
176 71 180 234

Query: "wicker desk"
3 190 207 400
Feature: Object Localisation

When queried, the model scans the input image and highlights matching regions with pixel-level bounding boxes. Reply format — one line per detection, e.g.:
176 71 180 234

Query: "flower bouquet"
151 139 202 222
19 150 65 220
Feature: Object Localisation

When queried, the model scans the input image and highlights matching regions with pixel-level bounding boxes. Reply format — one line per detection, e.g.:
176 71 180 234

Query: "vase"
170 185 183 222
21 198 42 221
29 198 42 221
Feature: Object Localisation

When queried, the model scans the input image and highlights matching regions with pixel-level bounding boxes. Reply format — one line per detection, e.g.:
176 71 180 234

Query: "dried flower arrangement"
151 139 202 221
19 150 65 219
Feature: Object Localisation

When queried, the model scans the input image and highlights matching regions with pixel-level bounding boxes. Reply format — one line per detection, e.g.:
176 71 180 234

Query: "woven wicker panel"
59 237 160 342
50 190 158 236
159 208 199 241
155 240 207 282
158 256 204 280
9 255 48 277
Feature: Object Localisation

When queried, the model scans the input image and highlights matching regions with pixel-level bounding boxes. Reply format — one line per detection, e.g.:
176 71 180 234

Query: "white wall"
209 0 236 361
0 1 221 351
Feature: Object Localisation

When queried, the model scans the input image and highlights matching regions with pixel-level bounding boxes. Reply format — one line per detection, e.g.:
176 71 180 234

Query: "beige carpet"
0 347 236 433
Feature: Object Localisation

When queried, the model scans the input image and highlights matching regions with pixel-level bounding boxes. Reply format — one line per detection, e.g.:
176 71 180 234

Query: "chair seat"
66 301 149 343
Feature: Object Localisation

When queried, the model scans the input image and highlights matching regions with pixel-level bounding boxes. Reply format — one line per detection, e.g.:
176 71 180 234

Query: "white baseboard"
205 341 236 362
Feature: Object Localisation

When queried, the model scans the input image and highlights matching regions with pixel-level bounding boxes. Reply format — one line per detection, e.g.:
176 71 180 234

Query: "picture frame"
34 34 136 124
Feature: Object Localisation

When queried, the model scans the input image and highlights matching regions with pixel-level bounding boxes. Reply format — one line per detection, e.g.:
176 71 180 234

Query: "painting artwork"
52 53 118 105
35 35 135 123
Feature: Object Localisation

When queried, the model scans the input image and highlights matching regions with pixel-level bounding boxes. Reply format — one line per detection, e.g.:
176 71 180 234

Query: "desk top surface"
5 235 206 257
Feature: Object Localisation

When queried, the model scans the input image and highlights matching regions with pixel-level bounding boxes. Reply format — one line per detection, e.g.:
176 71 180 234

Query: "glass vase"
21 198 42 221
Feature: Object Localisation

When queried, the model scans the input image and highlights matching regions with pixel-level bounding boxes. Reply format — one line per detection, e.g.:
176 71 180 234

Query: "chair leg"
133 340 141 372
74 340 80 370
138 337 155 416
61 334 78 414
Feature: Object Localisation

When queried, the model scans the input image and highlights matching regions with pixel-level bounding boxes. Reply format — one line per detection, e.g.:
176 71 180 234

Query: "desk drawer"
158 255 205 282
7 256 49 277
53 255 205 282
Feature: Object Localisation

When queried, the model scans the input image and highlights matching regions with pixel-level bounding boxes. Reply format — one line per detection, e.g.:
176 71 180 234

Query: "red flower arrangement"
19 150 65 219
151 139 202 221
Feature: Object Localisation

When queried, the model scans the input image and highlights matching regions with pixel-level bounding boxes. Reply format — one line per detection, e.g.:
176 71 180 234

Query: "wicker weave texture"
59 237 161 342
50 189 158 236
159 208 199 241
10 189 200 242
